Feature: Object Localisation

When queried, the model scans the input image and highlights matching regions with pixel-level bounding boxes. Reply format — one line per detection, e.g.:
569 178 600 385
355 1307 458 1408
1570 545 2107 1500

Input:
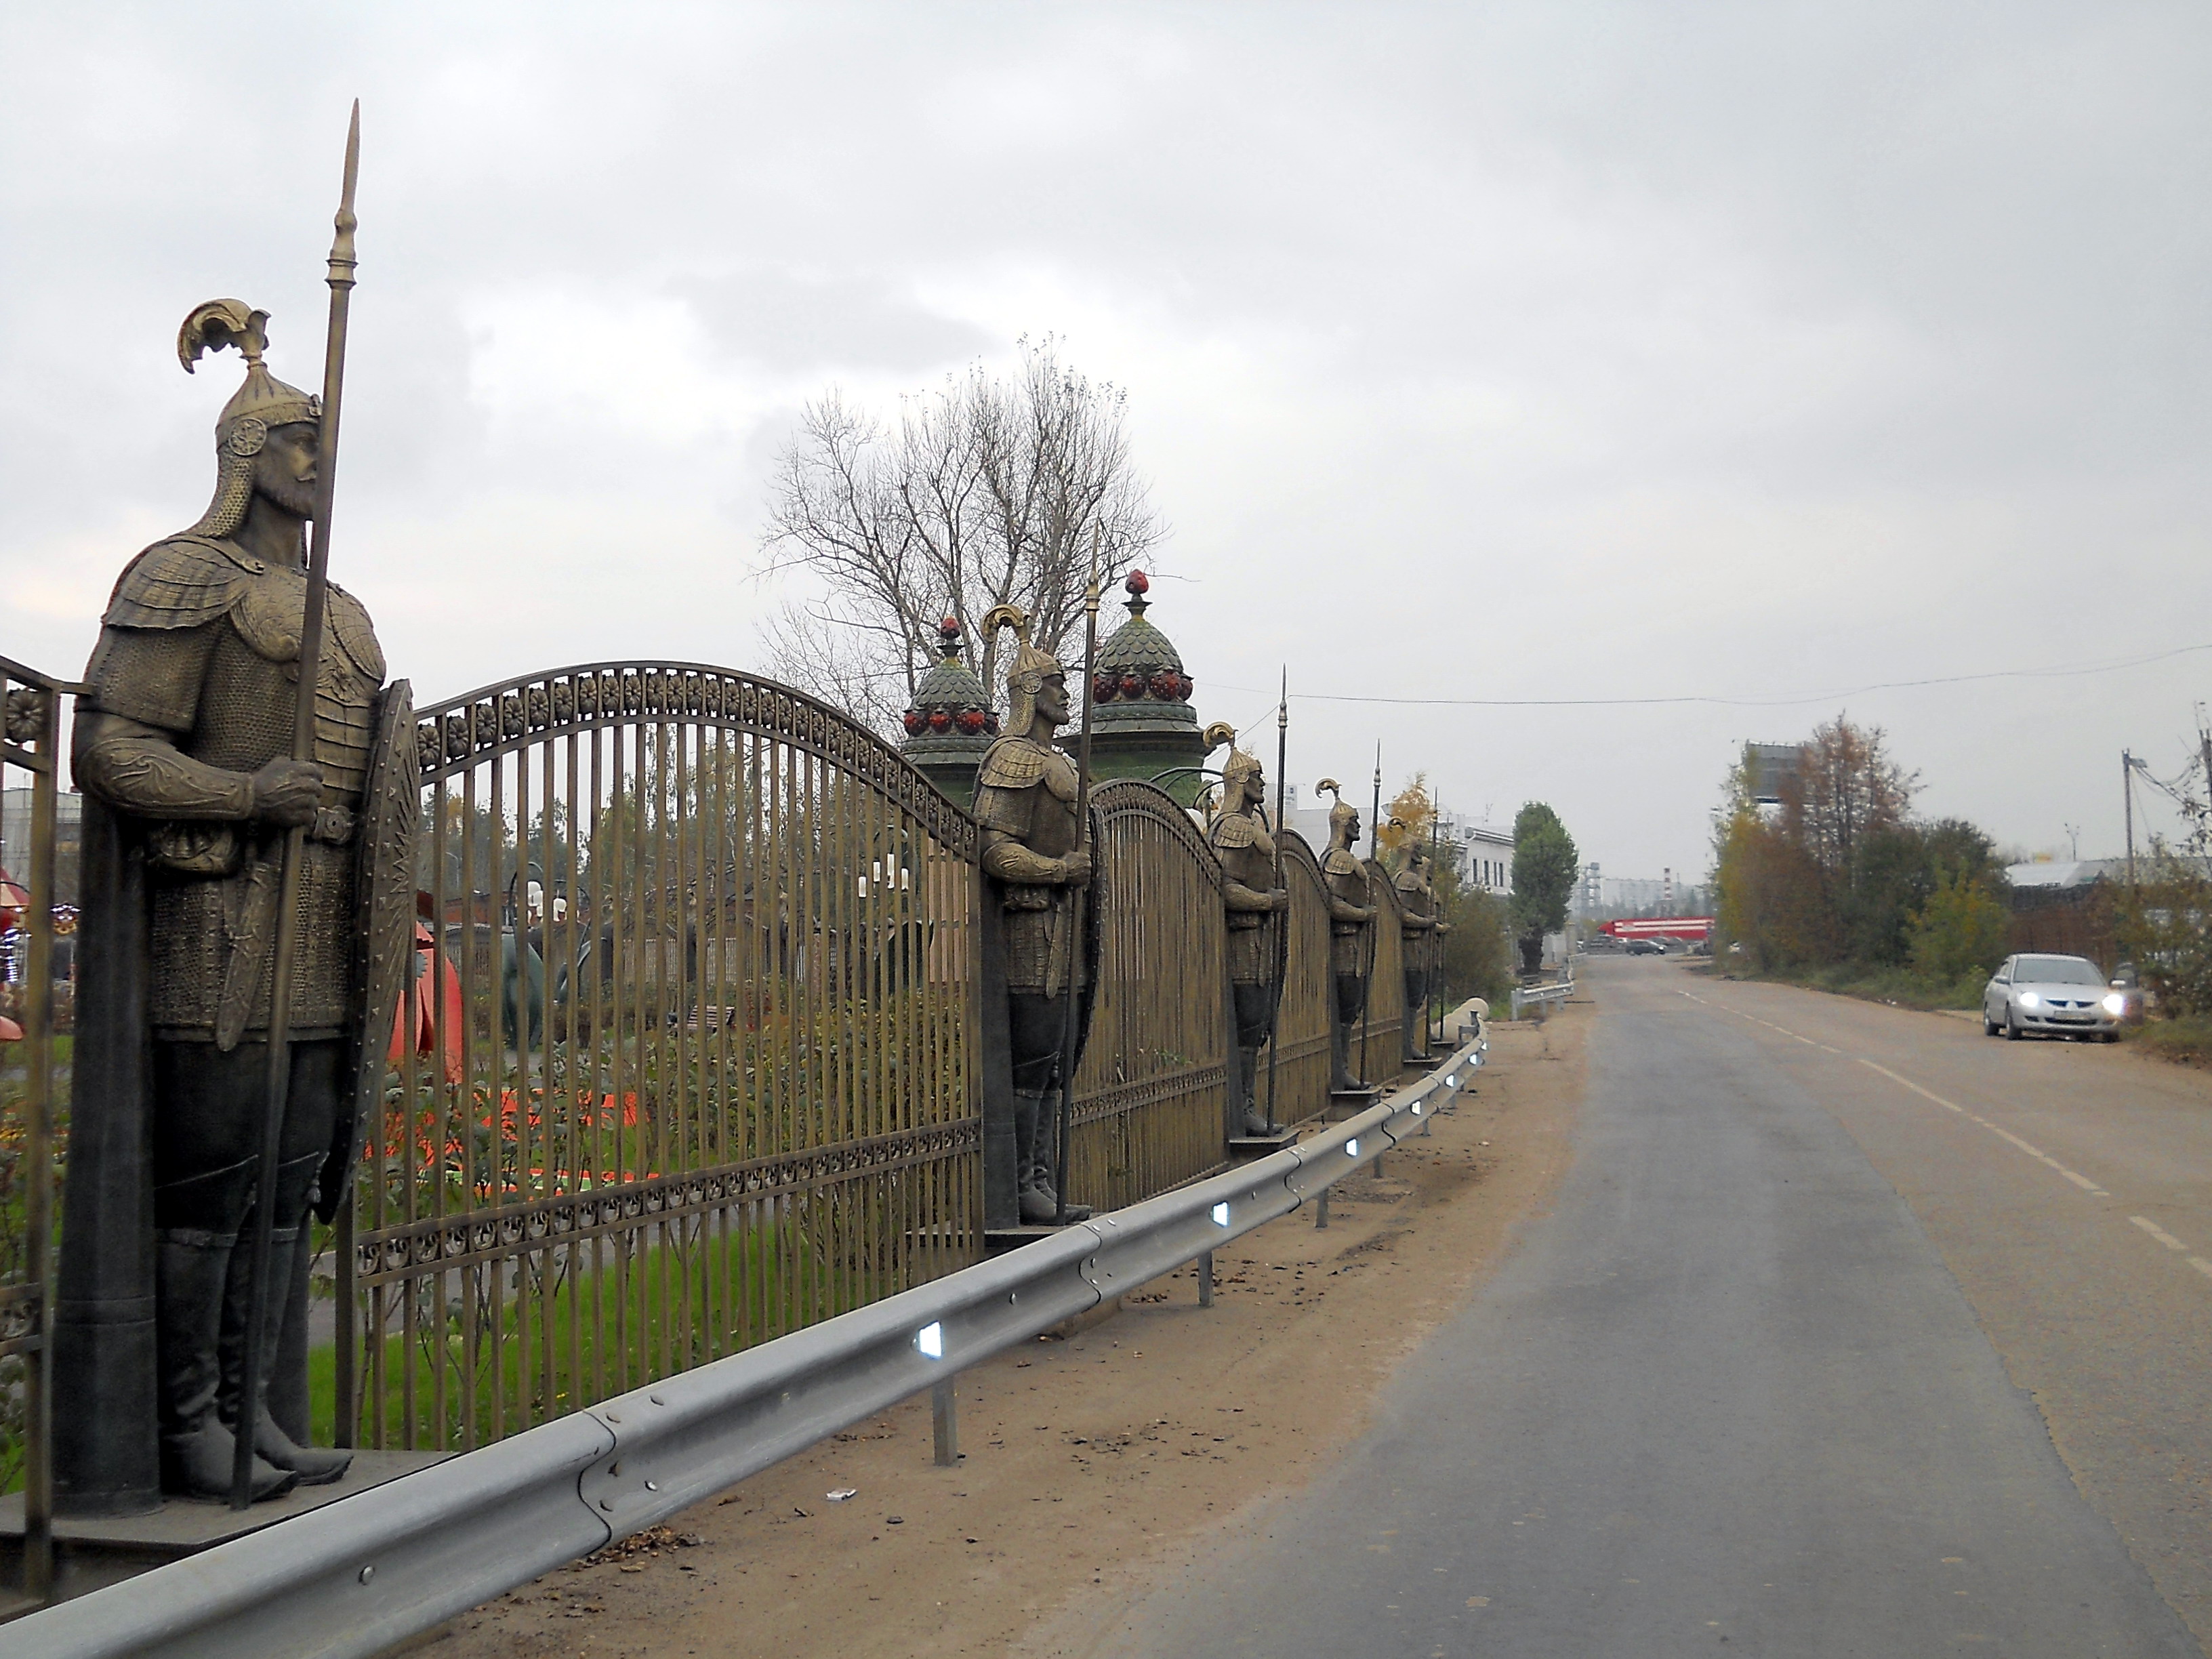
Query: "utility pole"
2124 750 2137 890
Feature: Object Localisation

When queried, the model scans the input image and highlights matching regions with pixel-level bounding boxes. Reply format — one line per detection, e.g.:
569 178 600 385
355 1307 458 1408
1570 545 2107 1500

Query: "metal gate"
342 663 984 1452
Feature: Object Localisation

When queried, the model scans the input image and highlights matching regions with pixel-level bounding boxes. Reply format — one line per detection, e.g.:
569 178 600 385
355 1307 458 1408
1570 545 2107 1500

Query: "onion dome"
1088 571 1197 736
901 617 996 804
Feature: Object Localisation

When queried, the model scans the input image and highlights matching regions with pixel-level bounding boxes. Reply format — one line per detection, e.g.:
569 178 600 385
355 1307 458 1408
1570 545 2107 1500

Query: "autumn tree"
1509 802 1579 976
756 336 1165 735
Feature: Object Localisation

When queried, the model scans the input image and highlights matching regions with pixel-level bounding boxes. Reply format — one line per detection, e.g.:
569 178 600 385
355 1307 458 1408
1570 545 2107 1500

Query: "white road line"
2131 1216 2188 1252
2191 1258 2212 1283
1856 1059 2112 1198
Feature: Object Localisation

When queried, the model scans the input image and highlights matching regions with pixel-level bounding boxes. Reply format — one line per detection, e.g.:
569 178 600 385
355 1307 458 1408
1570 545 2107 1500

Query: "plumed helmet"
1317 777 1359 839
176 300 321 539
1204 720 1264 798
982 603 1067 734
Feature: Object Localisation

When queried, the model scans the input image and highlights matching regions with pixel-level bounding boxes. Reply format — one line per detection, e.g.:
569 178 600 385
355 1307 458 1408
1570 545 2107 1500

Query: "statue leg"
150 1047 295 1504
1231 981 1280 1136
214 1039 352 1483
1008 993 1086 1225
1402 966 1426 1062
1331 972 1366 1091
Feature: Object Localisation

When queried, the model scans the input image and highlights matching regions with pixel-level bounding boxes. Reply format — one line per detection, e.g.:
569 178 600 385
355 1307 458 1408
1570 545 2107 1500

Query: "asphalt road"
1096 957 2212 1658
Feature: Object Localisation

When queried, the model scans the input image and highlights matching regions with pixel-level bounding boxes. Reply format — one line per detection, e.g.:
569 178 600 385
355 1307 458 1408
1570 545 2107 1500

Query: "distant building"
1 785 83 906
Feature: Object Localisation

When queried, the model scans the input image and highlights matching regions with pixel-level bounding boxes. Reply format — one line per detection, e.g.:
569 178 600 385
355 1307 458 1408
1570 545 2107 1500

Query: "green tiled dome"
1090 572 1197 734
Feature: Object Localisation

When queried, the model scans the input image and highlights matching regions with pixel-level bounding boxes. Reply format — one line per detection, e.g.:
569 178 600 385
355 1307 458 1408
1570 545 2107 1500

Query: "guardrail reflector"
918 1322 944 1359
1211 1202 1230 1226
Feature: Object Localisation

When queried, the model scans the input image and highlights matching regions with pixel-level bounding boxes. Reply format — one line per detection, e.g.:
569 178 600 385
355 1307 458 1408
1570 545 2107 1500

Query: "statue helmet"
176 300 321 539
982 603 1067 733
1204 720 1264 800
1317 777 1359 840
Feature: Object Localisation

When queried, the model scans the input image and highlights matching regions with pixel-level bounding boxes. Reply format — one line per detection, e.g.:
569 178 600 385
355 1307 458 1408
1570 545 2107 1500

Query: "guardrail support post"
932 1379 958 1468
1315 1190 1330 1229
1197 1251 1214 1308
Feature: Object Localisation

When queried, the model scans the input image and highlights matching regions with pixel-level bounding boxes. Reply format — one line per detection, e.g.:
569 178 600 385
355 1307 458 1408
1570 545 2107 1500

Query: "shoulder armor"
1322 848 1364 878
978 736 1050 791
1393 867 1423 892
1209 812 1258 851
327 583 386 685
101 535 256 631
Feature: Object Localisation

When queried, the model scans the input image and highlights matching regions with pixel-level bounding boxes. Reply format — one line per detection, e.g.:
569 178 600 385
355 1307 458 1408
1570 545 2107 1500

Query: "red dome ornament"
1125 570 1149 596
901 710 925 735
1120 674 1143 699
956 708 986 735
927 709 952 733
1148 670 1178 700
1092 674 1118 702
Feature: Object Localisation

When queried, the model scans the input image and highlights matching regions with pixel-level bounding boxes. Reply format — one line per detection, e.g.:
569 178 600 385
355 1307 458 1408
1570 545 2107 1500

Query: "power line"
1202 641 2212 712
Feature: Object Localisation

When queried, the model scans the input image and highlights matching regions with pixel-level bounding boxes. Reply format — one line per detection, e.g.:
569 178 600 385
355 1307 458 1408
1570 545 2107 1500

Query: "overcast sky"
5 3 2209 880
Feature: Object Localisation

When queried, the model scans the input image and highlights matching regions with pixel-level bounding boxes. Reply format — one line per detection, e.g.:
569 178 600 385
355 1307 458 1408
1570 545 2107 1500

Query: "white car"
1982 953 2125 1042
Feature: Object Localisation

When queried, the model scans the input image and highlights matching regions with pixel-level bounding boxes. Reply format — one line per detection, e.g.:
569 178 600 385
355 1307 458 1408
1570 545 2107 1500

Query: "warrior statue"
974 607 1094 1227
1205 723 1288 1136
1395 840 1450 1063
54 302 410 1510
1315 780 1376 1093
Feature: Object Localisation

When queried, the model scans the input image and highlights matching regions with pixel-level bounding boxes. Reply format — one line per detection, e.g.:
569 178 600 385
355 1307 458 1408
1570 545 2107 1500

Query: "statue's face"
253 422 321 520
1345 813 1361 844
1033 672 1070 729
1240 766 1266 809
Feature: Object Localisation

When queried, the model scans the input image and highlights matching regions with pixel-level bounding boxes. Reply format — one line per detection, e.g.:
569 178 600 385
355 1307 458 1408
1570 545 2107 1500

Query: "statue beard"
257 473 319 522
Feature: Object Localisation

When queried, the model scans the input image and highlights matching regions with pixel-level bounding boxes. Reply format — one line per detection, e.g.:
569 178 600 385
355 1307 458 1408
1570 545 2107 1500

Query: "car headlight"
2018 991 2041 1009
2103 992 2127 1017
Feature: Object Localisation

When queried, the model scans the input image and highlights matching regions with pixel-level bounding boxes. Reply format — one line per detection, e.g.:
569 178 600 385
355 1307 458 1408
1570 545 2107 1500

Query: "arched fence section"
1261 832 1334 1126
1064 781 1233 1212
346 663 985 1453
1355 860 1410 1074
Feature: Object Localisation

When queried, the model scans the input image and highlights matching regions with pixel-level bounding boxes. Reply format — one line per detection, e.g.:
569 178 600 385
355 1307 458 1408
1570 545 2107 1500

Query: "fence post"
1197 1250 1213 1307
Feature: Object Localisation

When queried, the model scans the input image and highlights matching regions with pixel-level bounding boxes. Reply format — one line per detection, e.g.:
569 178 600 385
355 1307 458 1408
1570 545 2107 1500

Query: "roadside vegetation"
1378 776 1517 1013
1711 717 2009 1010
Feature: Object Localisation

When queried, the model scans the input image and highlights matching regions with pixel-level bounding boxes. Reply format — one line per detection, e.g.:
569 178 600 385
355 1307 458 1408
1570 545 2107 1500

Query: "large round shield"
322 678 415 1223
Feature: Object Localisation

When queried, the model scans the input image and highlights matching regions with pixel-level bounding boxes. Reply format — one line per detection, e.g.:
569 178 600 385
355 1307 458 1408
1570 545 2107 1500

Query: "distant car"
1982 953 2125 1042
1624 938 1666 956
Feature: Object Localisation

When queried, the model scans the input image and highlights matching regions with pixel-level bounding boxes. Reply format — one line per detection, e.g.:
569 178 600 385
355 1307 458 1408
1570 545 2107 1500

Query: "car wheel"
1984 1008 2000 1036
2104 1031 2121 1044
2004 1008 2022 1041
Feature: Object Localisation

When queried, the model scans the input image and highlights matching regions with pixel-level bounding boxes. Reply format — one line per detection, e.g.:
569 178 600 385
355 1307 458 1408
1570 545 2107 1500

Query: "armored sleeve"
83 621 217 735
981 825 1073 885
75 623 256 821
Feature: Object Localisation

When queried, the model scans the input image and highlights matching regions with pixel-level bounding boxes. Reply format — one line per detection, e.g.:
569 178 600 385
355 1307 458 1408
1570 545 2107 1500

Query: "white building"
1279 788 1511 895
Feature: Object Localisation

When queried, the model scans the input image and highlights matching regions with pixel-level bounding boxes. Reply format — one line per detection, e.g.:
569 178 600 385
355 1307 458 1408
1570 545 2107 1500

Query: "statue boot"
216 1223 353 1486
155 1235 298 1504
1331 975 1369 1092
215 1153 352 1486
1031 1090 1091 1224
1014 1090 1057 1225
1236 1044 1282 1138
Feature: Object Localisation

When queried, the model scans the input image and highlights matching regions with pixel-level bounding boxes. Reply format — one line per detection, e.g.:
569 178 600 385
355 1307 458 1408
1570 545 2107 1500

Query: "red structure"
1598 916 1715 942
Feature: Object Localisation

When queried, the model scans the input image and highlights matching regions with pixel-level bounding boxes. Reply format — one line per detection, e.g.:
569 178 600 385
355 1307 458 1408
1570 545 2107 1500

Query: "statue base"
1228 1127 1297 1158
0 1449 445 1608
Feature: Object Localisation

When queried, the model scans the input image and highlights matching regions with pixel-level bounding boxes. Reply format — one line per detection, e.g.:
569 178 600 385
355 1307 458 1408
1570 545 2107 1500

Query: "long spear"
1052 544 1102 1225
233 102 361 1508
1429 792 1443 1052
1357 742 1380 1090
1265 668 1287 1126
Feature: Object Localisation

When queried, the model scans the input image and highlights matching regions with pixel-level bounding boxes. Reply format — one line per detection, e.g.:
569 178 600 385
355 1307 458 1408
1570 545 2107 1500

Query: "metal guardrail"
8 1038 1488 1659
1510 967 1576 1019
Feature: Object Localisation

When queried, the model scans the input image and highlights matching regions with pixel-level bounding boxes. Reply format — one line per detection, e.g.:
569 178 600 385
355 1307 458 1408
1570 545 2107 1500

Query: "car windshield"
2016 955 2105 987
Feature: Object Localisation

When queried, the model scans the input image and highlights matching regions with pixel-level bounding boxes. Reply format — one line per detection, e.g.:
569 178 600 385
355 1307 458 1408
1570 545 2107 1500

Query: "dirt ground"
428 1003 1587 1659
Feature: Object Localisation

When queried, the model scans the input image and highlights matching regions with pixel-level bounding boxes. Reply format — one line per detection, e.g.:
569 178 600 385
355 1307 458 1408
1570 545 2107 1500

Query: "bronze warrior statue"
1205 723 1288 1137
1315 780 1376 1092
974 607 1094 1227
1395 840 1450 1063
55 304 409 1509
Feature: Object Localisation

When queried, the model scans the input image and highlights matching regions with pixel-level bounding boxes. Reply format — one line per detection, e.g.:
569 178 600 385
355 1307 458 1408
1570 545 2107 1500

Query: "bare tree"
758 336 1165 733
1778 715 1918 888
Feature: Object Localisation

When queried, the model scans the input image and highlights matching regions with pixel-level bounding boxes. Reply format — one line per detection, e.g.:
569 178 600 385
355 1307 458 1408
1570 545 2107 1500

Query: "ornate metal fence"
0 656 70 1601
1262 833 1334 1126
1063 781 1234 1212
342 663 984 1454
